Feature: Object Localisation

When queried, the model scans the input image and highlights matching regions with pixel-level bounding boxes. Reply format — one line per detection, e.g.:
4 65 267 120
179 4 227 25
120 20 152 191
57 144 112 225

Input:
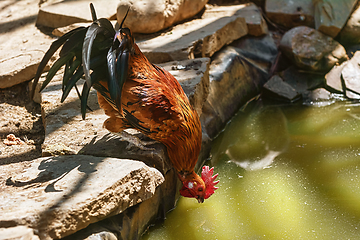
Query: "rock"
0 1 55 89
61 166 179 240
0 155 164 240
51 20 117 37
280 66 324 95
324 51 360 99
314 0 357 38
36 0 118 28
280 26 347 72
202 41 274 138
136 4 248 63
262 75 301 102
52 23 91 37
341 51 360 99
265 0 314 29
3 134 25 146
117 0 208 34
203 3 268 36
303 88 334 107
325 61 347 93
0 51 46 89
78 130 172 175
158 58 210 116
338 2 360 44
42 143 77 157
0 226 39 240
230 34 278 68
52 20 118 37
37 71 109 155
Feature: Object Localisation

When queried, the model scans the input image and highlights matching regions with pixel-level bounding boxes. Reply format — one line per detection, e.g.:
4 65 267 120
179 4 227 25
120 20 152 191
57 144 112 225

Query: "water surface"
143 101 360 239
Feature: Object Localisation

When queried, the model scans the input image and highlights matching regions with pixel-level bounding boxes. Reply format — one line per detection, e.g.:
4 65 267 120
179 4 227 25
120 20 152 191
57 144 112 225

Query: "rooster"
31 4 218 203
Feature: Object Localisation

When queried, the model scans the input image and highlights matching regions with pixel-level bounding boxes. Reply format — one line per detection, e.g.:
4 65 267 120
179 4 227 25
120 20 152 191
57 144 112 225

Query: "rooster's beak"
197 197 204 203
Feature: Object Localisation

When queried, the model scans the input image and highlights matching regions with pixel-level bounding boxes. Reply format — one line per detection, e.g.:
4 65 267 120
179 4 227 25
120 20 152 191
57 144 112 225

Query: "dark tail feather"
30 27 85 99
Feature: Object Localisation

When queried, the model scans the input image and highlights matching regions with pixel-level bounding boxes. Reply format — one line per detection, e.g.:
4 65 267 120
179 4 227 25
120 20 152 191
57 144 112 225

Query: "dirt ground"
0 82 44 164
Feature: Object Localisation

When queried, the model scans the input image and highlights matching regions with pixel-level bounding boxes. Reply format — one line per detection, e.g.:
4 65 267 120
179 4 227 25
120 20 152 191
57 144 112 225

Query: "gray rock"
202 42 273 138
36 0 118 28
0 155 164 240
137 4 248 63
341 51 360 99
280 66 324 95
262 75 301 102
230 34 278 67
338 3 360 44
314 0 357 38
325 61 347 93
303 88 334 107
265 0 314 29
325 51 360 99
280 26 347 72
117 0 208 34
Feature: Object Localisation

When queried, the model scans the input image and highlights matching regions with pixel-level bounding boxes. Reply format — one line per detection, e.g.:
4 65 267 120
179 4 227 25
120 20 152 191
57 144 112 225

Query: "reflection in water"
142 101 360 240
222 106 289 170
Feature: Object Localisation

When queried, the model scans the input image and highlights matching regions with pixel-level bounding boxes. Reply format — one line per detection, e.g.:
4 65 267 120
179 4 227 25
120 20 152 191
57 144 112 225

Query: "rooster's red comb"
201 166 219 199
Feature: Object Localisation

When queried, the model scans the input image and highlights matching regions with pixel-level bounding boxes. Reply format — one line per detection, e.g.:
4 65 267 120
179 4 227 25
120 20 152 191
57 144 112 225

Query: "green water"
142 101 360 239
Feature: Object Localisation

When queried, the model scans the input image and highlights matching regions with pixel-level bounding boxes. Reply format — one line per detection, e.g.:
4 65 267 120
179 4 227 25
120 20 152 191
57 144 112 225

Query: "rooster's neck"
177 170 202 183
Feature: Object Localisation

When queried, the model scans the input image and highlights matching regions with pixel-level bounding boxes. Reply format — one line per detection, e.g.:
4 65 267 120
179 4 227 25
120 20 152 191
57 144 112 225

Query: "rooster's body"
32 4 218 203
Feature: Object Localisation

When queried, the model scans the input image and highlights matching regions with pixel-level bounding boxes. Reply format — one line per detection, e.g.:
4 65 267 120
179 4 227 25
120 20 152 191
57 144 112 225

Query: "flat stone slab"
36 0 118 29
137 4 248 63
204 3 268 36
0 155 164 240
0 1 55 89
263 75 301 102
35 72 108 156
0 226 39 240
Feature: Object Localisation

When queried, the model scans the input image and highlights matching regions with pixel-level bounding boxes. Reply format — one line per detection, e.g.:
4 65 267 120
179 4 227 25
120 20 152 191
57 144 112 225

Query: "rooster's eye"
198 187 203 192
